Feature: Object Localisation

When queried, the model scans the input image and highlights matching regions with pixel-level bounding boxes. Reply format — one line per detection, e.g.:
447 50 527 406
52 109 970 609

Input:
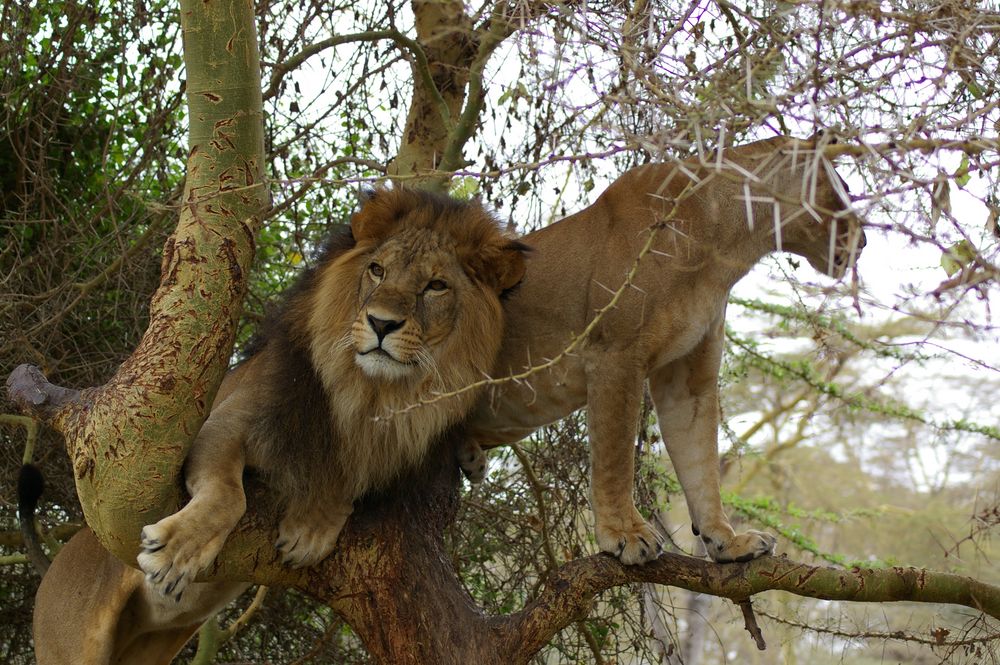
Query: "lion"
460 136 866 566
26 187 528 665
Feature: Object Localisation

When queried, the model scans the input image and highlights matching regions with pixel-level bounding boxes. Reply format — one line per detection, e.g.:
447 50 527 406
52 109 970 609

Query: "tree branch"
264 29 453 132
5 365 82 431
502 552 1000 659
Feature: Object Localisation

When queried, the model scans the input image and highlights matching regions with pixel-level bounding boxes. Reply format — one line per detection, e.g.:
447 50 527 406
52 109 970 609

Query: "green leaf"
955 155 971 188
940 239 975 276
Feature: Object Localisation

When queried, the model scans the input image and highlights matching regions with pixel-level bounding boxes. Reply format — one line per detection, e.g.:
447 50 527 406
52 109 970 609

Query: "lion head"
779 161 866 279
292 188 527 490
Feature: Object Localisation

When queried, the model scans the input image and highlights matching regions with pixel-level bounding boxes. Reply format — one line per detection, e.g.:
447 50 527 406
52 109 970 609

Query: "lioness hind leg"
648 345 776 564
586 360 663 565
276 497 353 568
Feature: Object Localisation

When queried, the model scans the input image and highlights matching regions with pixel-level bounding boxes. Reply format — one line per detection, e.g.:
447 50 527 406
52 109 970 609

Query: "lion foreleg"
137 399 249 600
585 356 663 565
276 493 353 568
648 332 775 564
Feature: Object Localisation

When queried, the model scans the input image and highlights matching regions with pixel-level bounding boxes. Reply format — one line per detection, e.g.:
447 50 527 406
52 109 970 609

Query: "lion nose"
367 314 405 343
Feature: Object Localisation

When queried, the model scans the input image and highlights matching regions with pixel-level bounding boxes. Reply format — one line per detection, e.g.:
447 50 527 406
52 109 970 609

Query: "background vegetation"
2 0 998 662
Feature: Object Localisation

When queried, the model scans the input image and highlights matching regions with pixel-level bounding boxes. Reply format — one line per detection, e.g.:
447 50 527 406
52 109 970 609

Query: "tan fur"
31 188 526 664
462 137 866 565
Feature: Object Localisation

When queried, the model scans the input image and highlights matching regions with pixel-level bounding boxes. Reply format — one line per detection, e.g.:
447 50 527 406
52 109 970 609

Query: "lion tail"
18 464 51 576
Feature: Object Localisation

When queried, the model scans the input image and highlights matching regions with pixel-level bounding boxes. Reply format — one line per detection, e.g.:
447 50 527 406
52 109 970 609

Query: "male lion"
27 188 527 665
461 136 866 566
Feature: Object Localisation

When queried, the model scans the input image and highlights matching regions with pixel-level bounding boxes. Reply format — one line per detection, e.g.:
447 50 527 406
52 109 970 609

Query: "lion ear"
351 187 407 243
492 239 530 293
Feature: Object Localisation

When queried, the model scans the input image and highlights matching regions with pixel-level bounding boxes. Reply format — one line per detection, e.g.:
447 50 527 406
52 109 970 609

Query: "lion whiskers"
331 331 355 355
414 347 445 394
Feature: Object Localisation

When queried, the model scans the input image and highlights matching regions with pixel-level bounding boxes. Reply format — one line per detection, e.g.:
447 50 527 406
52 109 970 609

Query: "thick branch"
6 365 82 430
34 0 270 564
502 552 1000 659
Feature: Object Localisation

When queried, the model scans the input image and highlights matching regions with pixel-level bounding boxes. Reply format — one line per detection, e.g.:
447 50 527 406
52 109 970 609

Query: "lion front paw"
699 528 776 563
458 441 488 483
595 515 663 565
276 506 352 568
137 514 231 601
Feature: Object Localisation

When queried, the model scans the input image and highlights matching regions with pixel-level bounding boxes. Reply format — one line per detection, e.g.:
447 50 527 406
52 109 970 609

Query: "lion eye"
369 262 384 279
425 279 448 292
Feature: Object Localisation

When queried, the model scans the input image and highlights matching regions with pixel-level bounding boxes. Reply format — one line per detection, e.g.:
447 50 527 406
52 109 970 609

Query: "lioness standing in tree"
462 136 865 565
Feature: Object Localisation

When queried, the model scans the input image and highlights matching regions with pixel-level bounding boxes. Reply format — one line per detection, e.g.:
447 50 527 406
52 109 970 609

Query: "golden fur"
29 188 526 664
462 137 866 565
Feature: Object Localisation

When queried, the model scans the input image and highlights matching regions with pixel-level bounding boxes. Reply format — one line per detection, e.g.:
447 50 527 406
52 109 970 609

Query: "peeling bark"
9 0 269 566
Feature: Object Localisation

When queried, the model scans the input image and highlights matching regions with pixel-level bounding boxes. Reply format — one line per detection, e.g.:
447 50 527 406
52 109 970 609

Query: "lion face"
351 228 474 381
305 188 528 402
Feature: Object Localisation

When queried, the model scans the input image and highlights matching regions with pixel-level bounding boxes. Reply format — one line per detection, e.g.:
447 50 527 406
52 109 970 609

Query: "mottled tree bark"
7 0 267 565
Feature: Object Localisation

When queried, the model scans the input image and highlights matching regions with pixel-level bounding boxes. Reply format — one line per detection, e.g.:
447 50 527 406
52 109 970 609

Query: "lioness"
28 188 527 665
462 136 865 565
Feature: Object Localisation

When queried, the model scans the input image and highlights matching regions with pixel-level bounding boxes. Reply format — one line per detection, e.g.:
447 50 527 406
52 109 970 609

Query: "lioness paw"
137 516 228 601
458 442 488 483
595 519 663 566
700 529 776 563
276 508 350 568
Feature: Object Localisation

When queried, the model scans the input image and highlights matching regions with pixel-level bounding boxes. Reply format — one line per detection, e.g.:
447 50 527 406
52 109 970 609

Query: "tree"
3 0 999 662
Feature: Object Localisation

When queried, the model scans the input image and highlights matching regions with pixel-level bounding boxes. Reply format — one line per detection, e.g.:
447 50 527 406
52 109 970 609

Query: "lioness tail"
17 464 50 575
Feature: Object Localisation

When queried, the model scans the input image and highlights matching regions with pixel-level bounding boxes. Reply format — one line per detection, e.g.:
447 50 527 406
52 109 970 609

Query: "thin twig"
738 598 767 650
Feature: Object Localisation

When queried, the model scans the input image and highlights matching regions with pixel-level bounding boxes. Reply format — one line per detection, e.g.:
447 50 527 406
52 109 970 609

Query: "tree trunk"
22 0 266 565
385 0 475 187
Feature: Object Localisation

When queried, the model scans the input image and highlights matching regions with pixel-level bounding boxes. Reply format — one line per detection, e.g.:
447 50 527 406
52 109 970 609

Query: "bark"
6 0 267 565
385 0 475 186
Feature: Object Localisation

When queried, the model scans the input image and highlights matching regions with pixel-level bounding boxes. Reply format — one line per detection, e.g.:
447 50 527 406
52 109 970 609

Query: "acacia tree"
4 0 1000 662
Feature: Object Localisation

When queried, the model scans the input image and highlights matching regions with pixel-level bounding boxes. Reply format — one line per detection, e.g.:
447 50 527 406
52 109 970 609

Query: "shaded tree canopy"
2 0 999 663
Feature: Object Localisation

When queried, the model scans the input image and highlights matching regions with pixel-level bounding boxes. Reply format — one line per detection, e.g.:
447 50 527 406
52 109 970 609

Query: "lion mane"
247 187 529 505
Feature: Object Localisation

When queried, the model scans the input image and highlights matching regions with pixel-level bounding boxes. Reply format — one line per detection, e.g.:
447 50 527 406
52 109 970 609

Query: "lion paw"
458 441 488 483
276 508 350 568
137 515 229 601
595 518 663 566
698 528 776 563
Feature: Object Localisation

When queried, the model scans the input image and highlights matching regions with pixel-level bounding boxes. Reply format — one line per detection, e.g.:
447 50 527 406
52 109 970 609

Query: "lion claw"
596 516 663 566
137 517 228 600
275 510 346 569
702 529 776 563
